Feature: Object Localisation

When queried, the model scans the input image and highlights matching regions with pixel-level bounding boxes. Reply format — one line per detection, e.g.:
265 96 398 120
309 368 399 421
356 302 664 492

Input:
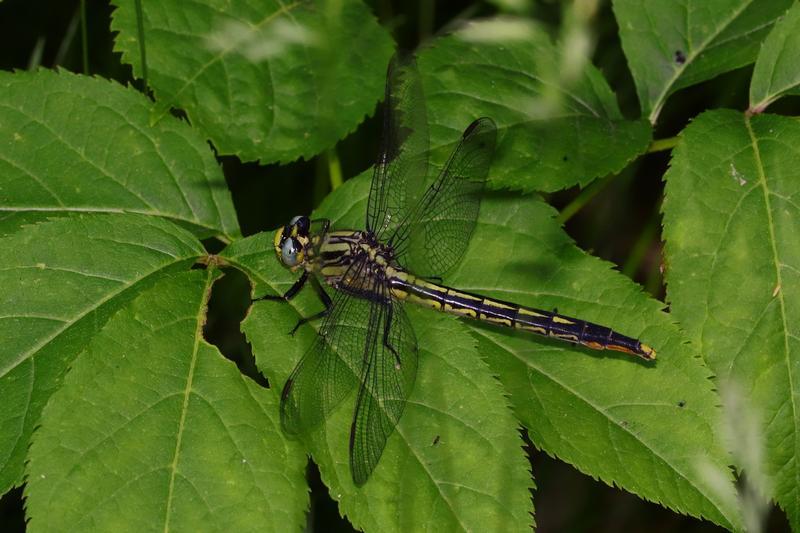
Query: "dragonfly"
263 57 656 486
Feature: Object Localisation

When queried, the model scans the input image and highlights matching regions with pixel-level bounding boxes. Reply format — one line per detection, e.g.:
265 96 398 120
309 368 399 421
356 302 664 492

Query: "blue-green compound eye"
281 238 300 267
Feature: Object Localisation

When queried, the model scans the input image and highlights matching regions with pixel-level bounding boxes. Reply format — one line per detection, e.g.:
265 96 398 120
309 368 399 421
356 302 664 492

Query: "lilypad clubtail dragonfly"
263 58 656 486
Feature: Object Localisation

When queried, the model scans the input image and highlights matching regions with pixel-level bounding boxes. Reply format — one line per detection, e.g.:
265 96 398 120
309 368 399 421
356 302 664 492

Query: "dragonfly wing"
390 117 497 278
280 259 372 436
366 55 429 239
350 291 418 486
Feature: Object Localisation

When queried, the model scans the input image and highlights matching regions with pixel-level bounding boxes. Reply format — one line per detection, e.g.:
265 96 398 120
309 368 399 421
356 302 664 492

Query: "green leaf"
663 109 800 529
447 196 739 530
110 0 394 164
25 270 308 531
750 3 800 112
419 22 651 192
225 170 740 529
223 188 533 532
0 213 204 495
245 304 533 531
0 69 239 240
613 0 792 123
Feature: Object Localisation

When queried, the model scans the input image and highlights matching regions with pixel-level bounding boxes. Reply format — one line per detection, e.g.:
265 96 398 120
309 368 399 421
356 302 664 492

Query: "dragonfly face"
274 215 312 272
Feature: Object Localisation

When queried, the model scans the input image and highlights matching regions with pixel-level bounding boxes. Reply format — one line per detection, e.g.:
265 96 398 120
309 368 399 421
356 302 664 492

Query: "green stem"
133 0 148 87
27 37 45 70
327 148 343 190
647 136 679 153
419 0 434 41
80 0 89 74
556 176 611 224
644 257 664 298
622 202 661 279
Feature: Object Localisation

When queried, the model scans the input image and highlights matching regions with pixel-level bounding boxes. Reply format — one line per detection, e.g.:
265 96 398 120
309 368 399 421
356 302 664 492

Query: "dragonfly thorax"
313 230 400 298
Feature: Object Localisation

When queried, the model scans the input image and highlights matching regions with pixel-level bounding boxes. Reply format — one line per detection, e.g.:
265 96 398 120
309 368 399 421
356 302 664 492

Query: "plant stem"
327 148 343 190
622 201 661 279
80 0 89 74
556 176 611 224
133 0 148 87
647 136 679 153
419 0 434 41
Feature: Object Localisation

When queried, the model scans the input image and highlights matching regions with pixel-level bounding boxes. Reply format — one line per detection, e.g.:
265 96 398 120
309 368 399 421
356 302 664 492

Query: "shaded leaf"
750 3 800 112
663 109 800 529
111 0 394 164
0 69 239 240
419 21 651 192
226 169 740 529
0 214 204 494
613 0 792 123
25 270 307 531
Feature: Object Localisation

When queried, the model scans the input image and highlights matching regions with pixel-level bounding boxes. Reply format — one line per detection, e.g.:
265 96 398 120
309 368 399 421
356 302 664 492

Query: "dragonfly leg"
382 304 402 368
254 270 309 302
290 276 332 336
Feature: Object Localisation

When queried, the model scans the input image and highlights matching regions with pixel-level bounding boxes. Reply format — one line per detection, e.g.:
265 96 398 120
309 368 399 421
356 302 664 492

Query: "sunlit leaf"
0 69 239 240
25 270 307 531
663 109 800 529
0 214 204 494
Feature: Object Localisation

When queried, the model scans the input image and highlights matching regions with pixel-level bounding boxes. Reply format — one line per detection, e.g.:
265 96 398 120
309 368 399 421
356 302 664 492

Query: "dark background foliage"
0 0 792 530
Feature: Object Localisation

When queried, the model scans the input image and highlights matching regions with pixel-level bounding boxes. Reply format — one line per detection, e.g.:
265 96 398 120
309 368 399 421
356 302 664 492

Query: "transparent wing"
366 55 429 240
349 288 418 486
280 258 372 436
388 117 497 278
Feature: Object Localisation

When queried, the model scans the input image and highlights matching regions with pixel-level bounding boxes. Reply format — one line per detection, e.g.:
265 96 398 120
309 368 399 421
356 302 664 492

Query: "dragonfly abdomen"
390 274 655 360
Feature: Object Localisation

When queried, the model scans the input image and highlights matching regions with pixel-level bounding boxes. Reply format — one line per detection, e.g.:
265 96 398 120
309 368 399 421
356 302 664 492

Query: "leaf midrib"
648 0 755 123
744 115 799 503
229 257 485 527
471 327 735 529
0 207 232 240
163 270 213 533
0 250 202 380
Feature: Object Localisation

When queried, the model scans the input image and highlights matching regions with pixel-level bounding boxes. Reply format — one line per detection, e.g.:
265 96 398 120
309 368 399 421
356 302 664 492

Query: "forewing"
280 260 371 436
366 56 429 239
390 117 497 278
350 293 418 486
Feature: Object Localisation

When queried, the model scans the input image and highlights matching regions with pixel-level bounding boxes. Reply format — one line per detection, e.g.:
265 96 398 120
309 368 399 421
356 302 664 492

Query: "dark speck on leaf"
678 400 686 408
562 155 568 162
674 50 686 65
432 435 440 445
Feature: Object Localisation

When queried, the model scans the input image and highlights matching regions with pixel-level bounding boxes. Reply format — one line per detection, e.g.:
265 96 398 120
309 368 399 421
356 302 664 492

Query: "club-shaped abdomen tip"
639 343 656 360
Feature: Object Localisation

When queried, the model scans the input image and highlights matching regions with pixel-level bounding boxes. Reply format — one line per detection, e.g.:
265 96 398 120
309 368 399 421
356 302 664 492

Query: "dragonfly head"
274 215 311 271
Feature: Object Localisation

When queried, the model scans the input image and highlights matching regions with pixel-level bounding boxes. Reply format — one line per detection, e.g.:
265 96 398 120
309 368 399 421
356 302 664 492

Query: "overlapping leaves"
613 0 792 122
0 69 239 240
25 270 307 531
111 0 394 164
0 214 204 495
418 22 651 192
230 170 740 530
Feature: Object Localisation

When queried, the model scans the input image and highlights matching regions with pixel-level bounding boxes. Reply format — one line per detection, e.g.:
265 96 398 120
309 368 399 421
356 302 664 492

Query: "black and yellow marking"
308 233 656 361
388 273 656 360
